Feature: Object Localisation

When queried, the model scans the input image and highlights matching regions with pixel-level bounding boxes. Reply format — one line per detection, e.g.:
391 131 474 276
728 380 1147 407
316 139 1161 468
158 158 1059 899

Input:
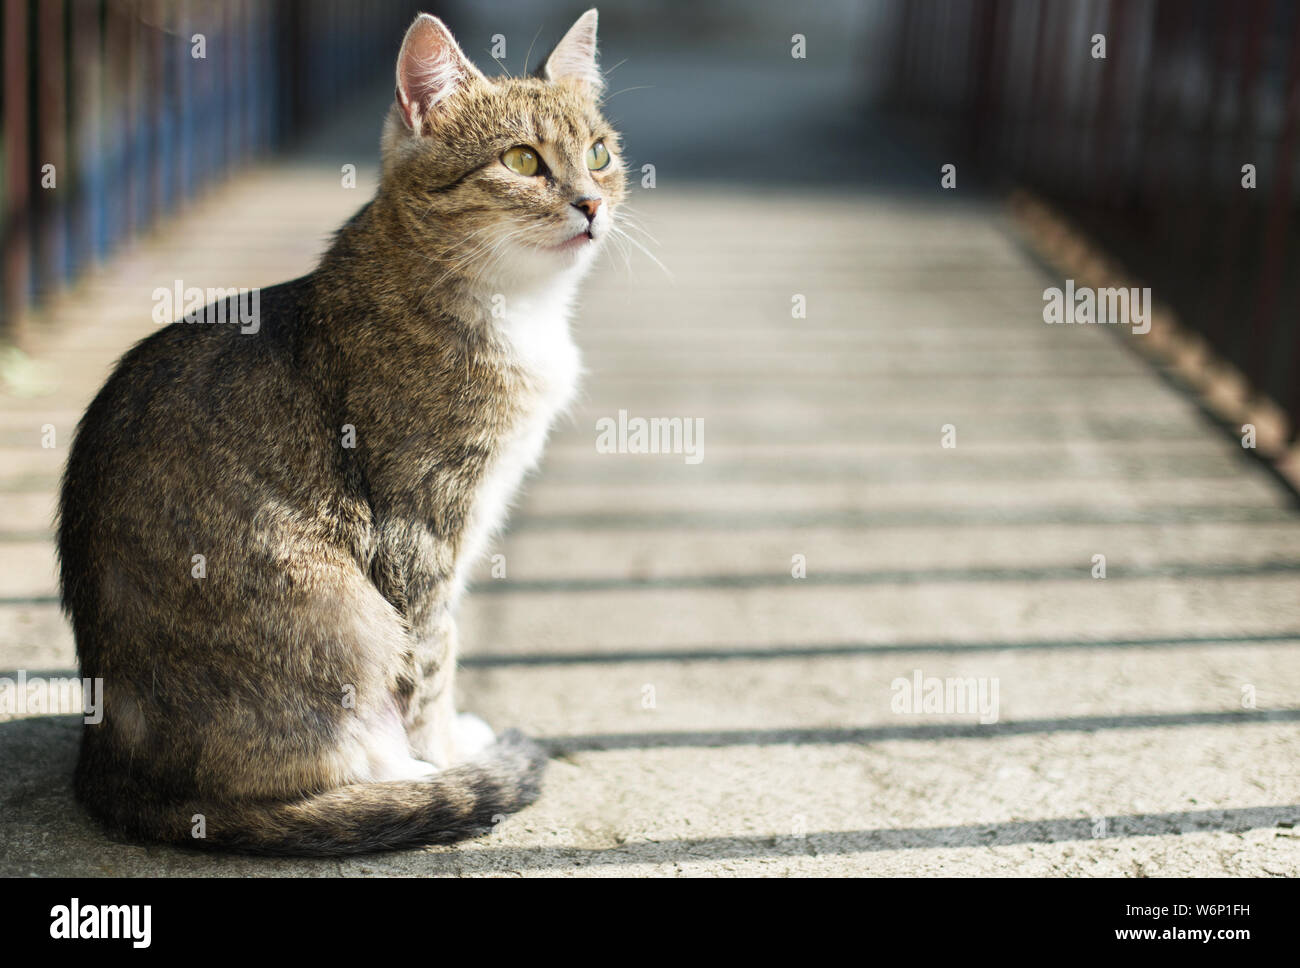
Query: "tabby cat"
57 9 624 855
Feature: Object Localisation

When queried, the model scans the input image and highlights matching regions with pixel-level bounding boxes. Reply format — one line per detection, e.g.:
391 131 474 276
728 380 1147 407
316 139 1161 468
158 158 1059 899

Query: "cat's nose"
572 196 602 223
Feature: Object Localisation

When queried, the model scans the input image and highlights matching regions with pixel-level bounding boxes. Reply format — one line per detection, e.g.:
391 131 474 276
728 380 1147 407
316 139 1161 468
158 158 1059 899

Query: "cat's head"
380 10 626 291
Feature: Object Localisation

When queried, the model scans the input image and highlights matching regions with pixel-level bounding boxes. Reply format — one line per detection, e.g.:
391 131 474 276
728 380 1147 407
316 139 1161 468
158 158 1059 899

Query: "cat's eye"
586 140 611 171
502 146 540 176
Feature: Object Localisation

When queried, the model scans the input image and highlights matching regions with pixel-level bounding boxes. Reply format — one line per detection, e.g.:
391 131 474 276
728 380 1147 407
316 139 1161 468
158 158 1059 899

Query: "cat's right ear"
395 14 483 133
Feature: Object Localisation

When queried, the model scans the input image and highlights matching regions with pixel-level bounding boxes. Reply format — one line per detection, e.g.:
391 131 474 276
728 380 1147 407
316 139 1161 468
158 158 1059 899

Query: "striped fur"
57 10 622 855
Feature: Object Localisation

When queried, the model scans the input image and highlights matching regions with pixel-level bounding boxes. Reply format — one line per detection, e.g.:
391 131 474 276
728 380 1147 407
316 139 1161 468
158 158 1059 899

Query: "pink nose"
573 197 602 222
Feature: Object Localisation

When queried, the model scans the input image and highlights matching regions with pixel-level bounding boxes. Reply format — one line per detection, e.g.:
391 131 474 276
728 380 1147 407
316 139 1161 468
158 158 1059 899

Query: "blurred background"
2 1 1300 877
3 0 1300 437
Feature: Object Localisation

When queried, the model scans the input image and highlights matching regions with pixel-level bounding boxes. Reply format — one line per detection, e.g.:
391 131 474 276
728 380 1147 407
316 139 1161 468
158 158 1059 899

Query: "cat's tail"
76 730 548 856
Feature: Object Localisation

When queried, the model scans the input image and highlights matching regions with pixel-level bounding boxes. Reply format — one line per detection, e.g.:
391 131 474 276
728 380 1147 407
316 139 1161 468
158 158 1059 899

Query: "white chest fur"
451 279 582 600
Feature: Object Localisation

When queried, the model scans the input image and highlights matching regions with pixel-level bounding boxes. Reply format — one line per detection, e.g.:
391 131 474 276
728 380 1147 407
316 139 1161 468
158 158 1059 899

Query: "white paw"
379 757 439 781
455 712 496 758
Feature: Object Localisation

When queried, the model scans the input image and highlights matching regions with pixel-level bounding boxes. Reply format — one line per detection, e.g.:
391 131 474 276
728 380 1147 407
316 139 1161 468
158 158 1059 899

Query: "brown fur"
57 10 624 855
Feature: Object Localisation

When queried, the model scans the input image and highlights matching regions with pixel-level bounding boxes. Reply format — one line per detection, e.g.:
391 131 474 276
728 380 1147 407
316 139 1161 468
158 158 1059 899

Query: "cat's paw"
378 757 440 781
455 712 496 759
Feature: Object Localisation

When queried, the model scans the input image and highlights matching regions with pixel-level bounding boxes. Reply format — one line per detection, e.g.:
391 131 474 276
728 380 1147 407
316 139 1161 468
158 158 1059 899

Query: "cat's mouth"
549 230 595 252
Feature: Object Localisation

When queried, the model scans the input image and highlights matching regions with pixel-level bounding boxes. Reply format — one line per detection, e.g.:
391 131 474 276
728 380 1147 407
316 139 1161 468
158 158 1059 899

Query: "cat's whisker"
600 228 634 278
611 205 663 246
522 26 543 75
418 225 533 311
611 212 665 264
614 200 658 223
429 221 537 294
612 214 661 247
607 229 635 276
609 223 673 280
421 217 534 284
417 227 498 272
475 224 546 285
599 84 653 105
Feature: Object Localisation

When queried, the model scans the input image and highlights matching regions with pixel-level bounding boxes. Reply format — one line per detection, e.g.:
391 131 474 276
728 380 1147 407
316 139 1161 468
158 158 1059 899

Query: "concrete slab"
2 131 1297 878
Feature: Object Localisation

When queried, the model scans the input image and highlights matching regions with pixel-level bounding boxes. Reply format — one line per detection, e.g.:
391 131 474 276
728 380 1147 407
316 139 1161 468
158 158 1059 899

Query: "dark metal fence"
1 0 415 343
883 0 1300 442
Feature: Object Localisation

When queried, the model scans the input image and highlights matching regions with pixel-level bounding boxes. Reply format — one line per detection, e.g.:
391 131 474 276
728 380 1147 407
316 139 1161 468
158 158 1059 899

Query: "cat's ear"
395 14 483 132
541 9 604 95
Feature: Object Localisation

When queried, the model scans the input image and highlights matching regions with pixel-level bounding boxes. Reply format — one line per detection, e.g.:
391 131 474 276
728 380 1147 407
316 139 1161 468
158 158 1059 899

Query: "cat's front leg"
404 609 495 768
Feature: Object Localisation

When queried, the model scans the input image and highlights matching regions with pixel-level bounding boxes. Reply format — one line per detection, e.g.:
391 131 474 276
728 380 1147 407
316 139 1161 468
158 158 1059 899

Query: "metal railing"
1 0 417 343
883 0 1300 442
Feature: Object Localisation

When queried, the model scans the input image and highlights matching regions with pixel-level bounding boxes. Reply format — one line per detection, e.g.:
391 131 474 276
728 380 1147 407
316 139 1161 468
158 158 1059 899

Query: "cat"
56 9 625 856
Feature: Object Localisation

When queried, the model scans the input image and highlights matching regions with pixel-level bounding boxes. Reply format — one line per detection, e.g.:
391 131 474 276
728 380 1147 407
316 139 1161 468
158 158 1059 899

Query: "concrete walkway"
2 146 1299 876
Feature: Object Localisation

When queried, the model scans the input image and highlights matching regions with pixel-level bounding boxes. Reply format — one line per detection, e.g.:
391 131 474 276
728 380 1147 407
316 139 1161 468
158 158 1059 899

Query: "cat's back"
71 276 314 453
57 276 348 606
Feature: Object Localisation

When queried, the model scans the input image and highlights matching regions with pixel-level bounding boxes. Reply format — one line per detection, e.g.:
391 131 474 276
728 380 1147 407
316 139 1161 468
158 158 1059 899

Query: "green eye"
586 140 611 171
502 146 540 176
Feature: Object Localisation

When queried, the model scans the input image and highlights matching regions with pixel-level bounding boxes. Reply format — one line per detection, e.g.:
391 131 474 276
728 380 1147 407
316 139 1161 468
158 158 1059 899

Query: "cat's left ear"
541 9 604 95
395 14 484 132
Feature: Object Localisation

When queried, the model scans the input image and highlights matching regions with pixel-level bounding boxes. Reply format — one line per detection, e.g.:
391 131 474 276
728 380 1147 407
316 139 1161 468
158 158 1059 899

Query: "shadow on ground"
3 715 1296 876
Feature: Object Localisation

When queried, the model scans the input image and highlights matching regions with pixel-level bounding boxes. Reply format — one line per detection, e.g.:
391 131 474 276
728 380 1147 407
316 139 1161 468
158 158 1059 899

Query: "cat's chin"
479 238 598 295
532 233 602 270
548 230 596 253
